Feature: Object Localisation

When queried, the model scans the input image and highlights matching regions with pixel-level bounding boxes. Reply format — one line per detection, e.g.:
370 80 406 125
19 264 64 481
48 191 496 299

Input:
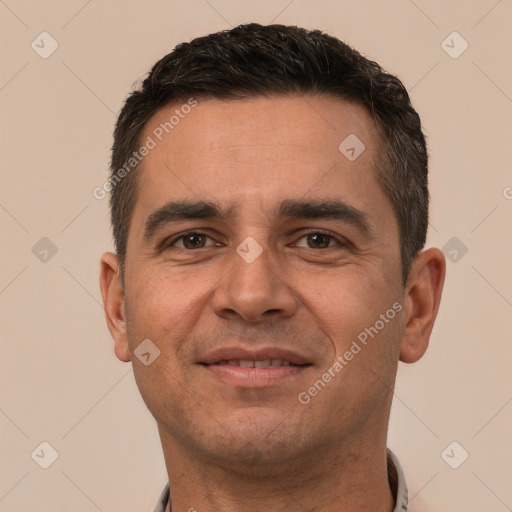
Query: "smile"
201 360 311 387
209 359 297 368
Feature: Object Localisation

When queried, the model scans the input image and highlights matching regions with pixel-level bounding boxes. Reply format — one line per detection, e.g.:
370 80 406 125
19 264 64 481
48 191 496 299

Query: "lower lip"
202 364 308 387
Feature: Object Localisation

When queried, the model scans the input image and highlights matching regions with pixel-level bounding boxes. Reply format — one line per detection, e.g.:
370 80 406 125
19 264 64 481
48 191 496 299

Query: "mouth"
199 348 313 387
207 359 297 368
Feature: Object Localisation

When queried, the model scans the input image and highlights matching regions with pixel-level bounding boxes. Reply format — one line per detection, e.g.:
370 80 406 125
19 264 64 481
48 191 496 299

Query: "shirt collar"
388 448 409 511
153 482 170 512
153 448 408 512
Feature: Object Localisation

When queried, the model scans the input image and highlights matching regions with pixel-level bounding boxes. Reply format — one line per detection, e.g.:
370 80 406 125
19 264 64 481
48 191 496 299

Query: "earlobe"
99 252 131 363
400 248 446 364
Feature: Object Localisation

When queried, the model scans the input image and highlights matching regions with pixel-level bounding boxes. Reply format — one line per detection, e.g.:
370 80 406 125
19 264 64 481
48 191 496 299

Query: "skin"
100 94 445 512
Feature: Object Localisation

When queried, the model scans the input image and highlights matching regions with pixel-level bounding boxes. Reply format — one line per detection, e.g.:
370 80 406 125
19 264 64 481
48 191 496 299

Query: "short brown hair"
110 23 429 287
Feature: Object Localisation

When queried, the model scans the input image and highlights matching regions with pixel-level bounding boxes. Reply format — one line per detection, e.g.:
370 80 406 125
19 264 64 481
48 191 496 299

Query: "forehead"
144 94 376 158
130 94 393 235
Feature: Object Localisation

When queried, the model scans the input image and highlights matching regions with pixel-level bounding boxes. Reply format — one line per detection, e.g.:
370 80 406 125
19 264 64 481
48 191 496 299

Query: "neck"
158 427 395 512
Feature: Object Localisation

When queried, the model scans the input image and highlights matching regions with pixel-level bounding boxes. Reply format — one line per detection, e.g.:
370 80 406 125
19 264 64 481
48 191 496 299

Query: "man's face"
118 95 405 468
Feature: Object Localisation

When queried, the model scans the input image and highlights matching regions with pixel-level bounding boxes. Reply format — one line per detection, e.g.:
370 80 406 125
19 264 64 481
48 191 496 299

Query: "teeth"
223 359 293 368
254 359 271 368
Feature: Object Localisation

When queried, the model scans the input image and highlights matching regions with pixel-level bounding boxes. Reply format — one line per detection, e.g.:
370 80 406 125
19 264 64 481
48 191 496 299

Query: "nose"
211 241 297 323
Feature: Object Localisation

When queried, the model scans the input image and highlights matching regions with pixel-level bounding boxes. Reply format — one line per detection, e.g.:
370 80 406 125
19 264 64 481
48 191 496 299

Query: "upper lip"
199 346 312 366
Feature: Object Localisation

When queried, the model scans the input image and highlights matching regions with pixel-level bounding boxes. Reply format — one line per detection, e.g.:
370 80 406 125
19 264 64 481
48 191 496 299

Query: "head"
100 23 445 473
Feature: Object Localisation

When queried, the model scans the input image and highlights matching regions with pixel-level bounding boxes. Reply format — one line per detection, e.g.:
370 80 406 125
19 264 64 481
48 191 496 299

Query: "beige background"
1 1 511 511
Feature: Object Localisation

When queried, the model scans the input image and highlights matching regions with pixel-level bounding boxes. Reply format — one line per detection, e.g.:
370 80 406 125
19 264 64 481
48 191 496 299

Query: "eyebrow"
142 198 375 242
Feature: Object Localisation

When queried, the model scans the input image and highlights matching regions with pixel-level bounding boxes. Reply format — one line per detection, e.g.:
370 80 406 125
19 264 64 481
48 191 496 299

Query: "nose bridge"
212 236 297 322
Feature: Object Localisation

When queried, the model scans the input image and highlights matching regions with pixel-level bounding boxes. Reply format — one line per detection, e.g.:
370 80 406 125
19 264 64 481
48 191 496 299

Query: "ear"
400 248 446 364
99 252 131 362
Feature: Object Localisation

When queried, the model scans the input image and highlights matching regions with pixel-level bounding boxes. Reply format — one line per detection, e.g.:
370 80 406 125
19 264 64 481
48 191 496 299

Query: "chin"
193 412 310 471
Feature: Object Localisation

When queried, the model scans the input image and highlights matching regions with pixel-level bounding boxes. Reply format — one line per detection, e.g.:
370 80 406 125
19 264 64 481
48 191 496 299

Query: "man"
99 23 445 512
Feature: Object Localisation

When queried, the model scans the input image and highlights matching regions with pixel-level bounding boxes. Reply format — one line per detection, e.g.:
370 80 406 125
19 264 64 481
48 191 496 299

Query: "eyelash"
164 230 350 250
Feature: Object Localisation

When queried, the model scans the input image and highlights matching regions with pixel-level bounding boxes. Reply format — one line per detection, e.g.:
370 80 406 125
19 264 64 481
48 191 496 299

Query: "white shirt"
153 448 408 512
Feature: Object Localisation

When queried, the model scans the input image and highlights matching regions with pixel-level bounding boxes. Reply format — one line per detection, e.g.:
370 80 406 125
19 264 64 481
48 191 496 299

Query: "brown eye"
306 233 331 249
168 232 216 250
182 234 206 249
295 231 346 249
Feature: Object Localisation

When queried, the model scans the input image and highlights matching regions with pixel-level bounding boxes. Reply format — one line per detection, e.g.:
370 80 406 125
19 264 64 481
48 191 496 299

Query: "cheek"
313 302 404 419
312 266 398 345
316 276 404 411
126 268 212 348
